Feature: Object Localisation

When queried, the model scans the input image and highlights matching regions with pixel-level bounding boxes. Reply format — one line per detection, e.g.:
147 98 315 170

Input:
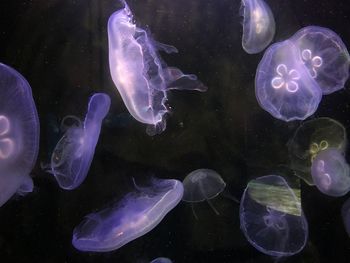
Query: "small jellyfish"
291 26 350 95
47 93 111 190
240 0 275 54
0 63 39 207
255 39 322 121
150 257 172 263
240 175 308 257
288 117 347 185
182 169 237 217
311 148 350 197
72 178 183 252
108 0 207 135
341 197 350 237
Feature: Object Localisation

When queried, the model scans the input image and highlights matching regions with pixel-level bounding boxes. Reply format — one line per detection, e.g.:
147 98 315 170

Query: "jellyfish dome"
182 169 226 202
72 178 184 252
108 0 207 135
291 26 350 95
311 148 350 197
255 39 322 121
0 63 39 207
288 117 346 185
240 175 308 257
240 0 275 54
49 93 111 190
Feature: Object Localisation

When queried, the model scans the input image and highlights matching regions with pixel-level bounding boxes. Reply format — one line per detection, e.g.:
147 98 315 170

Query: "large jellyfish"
288 118 346 185
240 0 275 54
240 175 308 257
255 39 322 121
291 26 350 95
311 148 350 197
182 169 237 217
72 178 184 252
0 63 39 207
108 0 207 135
47 93 110 190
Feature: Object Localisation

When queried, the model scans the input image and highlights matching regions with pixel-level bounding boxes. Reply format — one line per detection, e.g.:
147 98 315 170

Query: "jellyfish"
108 0 207 135
291 26 350 95
288 118 346 185
341 197 350 237
150 257 172 263
72 178 184 252
240 0 275 54
240 175 308 257
255 39 322 121
47 93 111 190
311 148 350 197
0 63 39 207
182 169 237 218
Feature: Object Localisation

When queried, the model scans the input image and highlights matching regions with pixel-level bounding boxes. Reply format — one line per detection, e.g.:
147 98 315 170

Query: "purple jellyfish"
108 0 207 135
291 26 350 95
240 0 276 54
47 93 110 190
255 39 322 121
72 178 184 252
311 148 350 197
240 175 308 257
0 63 39 207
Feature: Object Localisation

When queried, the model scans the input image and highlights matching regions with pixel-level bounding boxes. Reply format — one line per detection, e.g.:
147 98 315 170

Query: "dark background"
0 0 350 262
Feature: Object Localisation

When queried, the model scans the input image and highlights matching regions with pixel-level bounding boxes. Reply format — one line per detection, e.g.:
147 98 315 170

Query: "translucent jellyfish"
0 63 39 207
150 257 172 263
341 197 350 237
72 178 183 252
255 39 322 121
288 118 346 185
47 93 111 190
108 0 207 135
311 148 350 197
240 0 275 54
291 26 350 95
240 175 308 257
182 169 237 217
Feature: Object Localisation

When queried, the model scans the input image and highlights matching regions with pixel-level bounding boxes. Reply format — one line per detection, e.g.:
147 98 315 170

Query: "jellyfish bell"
240 175 308 257
182 169 238 217
108 0 207 135
150 257 172 263
291 26 350 95
311 148 350 197
240 0 276 54
72 178 183 252
0 63 39 207
47 93 111 190
255 39 322 121
288 117 347 185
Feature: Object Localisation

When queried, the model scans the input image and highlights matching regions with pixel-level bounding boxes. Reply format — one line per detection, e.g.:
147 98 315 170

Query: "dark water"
0 0 350 262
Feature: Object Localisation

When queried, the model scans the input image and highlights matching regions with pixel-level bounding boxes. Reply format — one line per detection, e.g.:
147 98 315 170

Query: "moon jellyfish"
291 26 350 95
72 178 184 252
182 169 237 217
240 175 308 257
311 148 350 197
150 257 172 263
48 93 110 190
341 197 350 237
288 118 346 185
240 0 275 54
0 63 39 207
255 39 322 121
108 0 207 135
